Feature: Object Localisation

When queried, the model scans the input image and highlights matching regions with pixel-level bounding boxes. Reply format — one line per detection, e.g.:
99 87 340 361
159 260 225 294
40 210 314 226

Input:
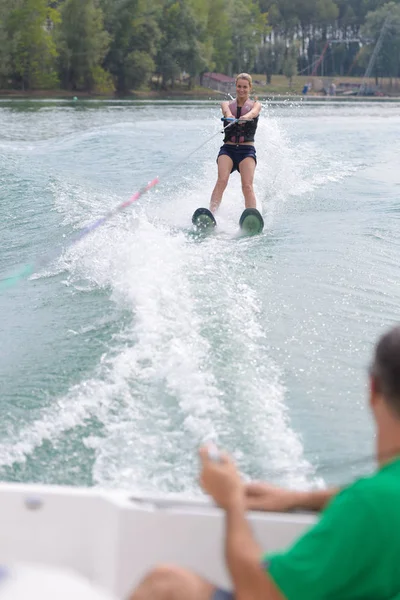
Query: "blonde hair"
235 73 253 87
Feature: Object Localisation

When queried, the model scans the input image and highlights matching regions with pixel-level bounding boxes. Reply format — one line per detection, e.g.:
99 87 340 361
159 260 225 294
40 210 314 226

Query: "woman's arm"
221 101 235 119
241 101 262 120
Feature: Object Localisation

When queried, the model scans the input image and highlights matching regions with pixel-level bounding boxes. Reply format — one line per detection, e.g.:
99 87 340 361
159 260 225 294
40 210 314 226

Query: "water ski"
192 207 216 230
239 208 264 235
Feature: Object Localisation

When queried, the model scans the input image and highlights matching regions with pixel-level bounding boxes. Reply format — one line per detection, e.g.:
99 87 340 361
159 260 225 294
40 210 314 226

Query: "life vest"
223 99 259 144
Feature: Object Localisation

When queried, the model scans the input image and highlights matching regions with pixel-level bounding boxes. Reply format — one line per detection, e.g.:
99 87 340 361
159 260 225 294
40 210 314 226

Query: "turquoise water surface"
1 99 400 492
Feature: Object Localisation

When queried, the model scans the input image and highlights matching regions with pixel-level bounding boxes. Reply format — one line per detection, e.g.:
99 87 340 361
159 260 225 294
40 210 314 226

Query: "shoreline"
0 88 224 100
0 88 399 101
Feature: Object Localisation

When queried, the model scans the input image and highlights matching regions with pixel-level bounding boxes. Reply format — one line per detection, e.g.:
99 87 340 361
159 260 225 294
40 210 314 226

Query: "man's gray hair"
370 325 400 418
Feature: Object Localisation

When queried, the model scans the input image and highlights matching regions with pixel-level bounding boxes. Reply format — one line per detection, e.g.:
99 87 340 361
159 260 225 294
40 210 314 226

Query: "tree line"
0 0 399 94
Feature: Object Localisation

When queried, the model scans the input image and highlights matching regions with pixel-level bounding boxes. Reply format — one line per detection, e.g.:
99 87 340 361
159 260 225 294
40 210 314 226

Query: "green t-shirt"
264 458 400 600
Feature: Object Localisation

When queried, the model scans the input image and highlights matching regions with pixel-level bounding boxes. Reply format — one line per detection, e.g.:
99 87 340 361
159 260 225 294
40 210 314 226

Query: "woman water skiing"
210 73 262 215
192 73 264 233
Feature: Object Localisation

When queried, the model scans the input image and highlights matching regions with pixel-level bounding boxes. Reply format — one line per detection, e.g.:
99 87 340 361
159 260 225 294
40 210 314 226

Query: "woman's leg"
210 155 233 213
238 157 257 209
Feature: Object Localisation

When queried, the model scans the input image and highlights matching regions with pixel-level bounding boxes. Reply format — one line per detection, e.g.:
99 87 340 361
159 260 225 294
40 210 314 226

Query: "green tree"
334 0 383 36
57 0 110 91
155 0 208 89
0 0 12 88
257 40 285 83
361 2 400 83
187 0 233 74
208 0 234 73
3 0 60 90
283 44 298 86
101 0 161 94
263 0 300 39
230 0 267 74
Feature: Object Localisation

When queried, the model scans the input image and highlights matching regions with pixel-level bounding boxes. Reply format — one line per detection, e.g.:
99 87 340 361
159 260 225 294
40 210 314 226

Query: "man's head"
370 325 400 420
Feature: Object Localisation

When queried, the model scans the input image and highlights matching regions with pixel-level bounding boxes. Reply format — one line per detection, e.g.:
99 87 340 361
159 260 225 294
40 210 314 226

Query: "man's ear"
369 375 379 409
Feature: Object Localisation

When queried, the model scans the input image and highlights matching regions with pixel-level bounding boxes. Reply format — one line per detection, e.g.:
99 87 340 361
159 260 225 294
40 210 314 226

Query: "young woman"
209 73 262 214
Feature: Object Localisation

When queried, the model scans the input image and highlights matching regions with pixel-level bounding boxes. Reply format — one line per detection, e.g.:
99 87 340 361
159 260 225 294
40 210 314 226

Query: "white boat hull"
0 483 316 598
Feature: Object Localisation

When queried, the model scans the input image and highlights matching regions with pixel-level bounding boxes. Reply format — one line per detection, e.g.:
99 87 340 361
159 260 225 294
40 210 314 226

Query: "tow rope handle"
220 117 254 124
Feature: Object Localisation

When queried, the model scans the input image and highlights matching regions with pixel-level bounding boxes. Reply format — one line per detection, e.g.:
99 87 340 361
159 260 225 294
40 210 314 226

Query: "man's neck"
377 426 400 467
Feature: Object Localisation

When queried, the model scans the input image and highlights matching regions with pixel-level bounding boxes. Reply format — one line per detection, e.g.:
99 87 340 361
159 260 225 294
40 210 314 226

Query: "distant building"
201 72 236 95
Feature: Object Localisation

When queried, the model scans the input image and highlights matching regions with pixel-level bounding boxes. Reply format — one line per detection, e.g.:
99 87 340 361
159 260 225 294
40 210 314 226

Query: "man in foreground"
130 325 400 600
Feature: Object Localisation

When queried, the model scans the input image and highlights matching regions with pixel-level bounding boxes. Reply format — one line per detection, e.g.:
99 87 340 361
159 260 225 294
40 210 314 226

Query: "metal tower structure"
358 14 392 95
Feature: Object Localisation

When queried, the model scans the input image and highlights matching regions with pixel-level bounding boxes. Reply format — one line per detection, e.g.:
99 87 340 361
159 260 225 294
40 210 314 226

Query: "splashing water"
1 100 384 491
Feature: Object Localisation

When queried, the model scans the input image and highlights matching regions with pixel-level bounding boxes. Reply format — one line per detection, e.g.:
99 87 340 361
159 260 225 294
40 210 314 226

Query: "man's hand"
199 446 244 510
245 482 299 512
245 482 337 513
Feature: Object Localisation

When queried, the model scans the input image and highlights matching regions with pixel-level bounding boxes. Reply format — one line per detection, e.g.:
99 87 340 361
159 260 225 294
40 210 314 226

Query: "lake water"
1 98 400 493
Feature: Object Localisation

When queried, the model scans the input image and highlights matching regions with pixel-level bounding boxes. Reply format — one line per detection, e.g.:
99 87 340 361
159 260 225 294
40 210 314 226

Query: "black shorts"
217 144 257 173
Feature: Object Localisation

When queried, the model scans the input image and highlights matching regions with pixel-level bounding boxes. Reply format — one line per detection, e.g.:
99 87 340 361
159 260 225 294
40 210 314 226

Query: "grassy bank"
1 75 400 100
0 86 224 100
252 74 400 96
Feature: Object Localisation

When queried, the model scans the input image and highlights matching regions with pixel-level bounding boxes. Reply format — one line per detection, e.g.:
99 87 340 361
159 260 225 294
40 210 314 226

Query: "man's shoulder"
329 460 400 515
352 459 400 493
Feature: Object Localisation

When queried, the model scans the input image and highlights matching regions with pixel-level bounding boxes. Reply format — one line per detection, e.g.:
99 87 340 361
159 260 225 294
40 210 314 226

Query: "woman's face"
236 78 251 99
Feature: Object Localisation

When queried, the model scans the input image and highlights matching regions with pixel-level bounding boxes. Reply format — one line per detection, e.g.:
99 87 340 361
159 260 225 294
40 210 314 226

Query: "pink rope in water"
0 118 239 292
